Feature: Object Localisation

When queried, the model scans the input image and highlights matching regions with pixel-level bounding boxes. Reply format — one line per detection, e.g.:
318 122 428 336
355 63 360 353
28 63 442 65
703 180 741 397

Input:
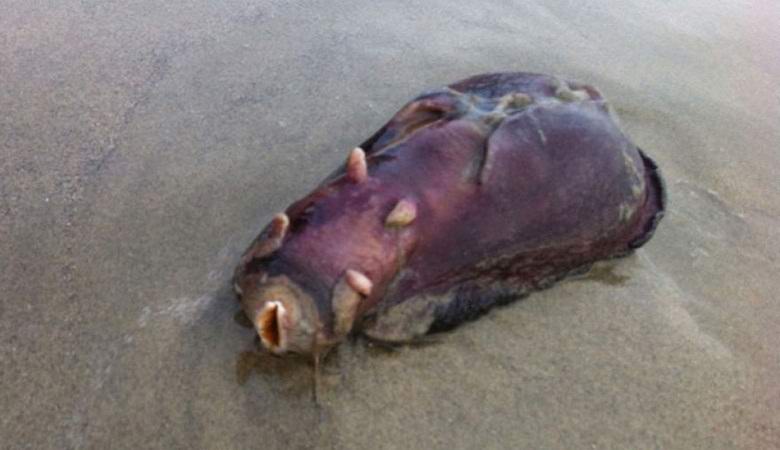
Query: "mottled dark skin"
234 72 665 356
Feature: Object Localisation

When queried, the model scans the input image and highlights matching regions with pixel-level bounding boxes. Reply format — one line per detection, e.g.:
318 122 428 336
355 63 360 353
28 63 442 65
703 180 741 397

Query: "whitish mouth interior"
258 301 285 350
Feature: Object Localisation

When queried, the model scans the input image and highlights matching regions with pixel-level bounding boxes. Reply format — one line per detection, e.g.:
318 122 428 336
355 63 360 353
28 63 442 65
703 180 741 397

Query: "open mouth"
257 301 285 352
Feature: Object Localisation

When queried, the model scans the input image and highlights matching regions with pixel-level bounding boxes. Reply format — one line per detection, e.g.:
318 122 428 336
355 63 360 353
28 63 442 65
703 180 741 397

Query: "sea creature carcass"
233 72 665 362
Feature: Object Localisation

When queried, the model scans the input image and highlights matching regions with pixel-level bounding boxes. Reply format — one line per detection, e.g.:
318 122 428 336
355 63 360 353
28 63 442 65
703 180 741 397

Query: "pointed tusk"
331 271 370 338
269 213 290 240
385 198 417 228
245 213 289 261
345 269 373 296
347 147 368 183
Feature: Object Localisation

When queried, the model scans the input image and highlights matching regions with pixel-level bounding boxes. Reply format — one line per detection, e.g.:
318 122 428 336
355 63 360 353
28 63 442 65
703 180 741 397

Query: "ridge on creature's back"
232 71 666 362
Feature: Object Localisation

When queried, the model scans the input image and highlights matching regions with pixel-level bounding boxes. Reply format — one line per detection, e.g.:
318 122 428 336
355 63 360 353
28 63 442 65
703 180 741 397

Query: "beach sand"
1 1 778 448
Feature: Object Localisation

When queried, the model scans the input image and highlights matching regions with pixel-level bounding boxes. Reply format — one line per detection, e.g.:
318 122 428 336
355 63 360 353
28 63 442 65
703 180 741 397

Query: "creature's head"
234 150 387 357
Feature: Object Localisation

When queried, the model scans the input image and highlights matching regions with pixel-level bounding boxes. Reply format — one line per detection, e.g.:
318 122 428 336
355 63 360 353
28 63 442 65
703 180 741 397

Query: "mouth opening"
258 301 285 352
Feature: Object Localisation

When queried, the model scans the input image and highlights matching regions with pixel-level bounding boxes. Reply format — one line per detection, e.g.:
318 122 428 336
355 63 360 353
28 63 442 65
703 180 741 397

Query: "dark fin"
317 90 463 188
629 148 667 249
358 123 391 155
367 90 464 153
428 284 525 333
427 261 601 334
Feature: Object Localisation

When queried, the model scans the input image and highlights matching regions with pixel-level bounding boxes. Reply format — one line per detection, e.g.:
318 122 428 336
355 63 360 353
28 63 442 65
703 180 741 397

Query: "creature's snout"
235 149 382 356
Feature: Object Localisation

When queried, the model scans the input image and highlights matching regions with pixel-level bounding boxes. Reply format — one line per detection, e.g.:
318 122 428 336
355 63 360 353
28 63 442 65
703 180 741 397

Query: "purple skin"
233 72 665 360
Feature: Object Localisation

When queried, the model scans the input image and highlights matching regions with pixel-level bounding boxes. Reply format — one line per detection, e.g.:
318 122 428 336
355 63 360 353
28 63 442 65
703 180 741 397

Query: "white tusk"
345 269 373 296
385 198 417 228
347 147 368 183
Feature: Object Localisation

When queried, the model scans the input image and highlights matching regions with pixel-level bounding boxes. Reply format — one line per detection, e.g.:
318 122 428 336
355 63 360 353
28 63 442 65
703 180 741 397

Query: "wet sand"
1 1 778 448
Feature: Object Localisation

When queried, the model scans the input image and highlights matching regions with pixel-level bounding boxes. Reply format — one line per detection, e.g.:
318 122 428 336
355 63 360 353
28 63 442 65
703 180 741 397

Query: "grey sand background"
1 1 779 448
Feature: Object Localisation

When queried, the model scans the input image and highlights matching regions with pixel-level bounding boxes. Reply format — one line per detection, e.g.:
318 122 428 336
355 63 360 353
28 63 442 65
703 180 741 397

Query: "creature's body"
233 72 665 360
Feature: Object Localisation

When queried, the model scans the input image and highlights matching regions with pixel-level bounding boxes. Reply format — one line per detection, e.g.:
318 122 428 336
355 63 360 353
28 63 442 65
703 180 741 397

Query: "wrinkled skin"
233 72 665 360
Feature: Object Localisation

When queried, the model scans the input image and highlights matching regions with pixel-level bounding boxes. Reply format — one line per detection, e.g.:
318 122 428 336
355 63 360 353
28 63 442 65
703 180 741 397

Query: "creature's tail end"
629 148 667 249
